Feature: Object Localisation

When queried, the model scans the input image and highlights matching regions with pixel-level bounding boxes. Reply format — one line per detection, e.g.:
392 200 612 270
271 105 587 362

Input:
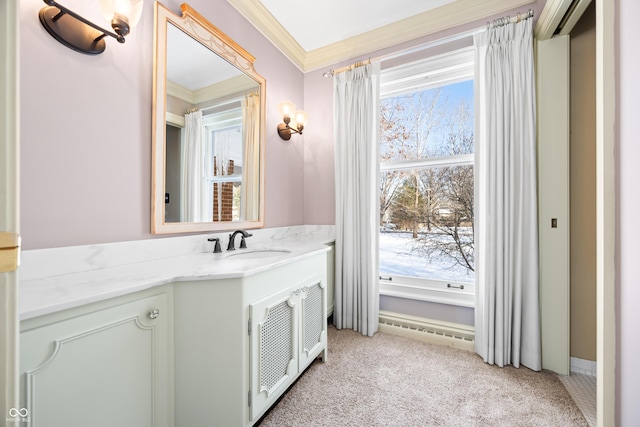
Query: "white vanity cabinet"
174 251 328 427
19 287 172 427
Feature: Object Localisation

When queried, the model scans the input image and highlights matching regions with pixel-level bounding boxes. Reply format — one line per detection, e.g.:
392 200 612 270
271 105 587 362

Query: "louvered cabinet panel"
249 284 299 420
299 280 327 369
248 274 326 422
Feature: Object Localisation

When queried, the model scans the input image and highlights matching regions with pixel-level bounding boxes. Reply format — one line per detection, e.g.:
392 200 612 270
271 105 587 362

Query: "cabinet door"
299 279 327 369
20 292 170 427
249 285 298 421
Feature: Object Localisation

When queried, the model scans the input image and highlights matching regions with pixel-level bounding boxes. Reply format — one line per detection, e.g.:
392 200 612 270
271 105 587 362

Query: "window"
378 47 475 306
203 106 244 222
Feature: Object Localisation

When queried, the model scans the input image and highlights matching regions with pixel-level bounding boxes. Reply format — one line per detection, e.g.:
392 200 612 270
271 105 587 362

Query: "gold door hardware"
0 232 20 273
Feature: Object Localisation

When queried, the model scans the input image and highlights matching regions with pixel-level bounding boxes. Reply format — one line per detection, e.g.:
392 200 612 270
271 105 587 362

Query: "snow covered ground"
379 231 474 283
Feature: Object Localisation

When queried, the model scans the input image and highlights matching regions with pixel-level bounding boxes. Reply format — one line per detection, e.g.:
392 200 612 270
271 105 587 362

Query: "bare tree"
380 85 475 274
384 90 443 237
379 99 408 226
412 99 475 272
414 165 474 271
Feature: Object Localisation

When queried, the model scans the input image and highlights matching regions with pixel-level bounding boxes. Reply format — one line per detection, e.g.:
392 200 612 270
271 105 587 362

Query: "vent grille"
379 319 474 342
378 311 475 352
303 283 323 352
259 299 293 392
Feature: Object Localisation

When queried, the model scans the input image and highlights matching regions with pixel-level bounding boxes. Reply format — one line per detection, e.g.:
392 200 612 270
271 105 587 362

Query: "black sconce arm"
43 0 125 43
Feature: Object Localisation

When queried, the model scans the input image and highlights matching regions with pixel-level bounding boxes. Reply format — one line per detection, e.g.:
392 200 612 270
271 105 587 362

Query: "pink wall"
21 0 549 248
19 0 305 249
617 0 640 424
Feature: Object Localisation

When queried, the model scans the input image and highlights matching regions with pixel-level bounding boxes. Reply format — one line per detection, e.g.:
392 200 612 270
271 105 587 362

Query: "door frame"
0 0 20 420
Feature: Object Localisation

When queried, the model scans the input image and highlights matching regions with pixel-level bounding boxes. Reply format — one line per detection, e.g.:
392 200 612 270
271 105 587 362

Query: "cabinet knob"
148 309 160 320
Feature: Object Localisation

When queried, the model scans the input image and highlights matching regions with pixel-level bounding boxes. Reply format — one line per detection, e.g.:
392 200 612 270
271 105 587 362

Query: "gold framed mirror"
152 2 266 234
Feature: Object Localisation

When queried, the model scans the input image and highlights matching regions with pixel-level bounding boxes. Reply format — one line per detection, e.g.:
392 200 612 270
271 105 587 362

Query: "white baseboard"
570 357 597 376
378 310 475 352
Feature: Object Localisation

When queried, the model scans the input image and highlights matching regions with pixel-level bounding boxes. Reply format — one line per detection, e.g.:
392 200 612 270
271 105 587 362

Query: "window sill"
379 280 474 308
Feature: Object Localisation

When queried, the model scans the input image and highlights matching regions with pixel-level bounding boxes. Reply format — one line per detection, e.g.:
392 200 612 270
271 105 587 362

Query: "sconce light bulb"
278 100 296 119
294 110 309 127
111 15 130 37
100 0 144 32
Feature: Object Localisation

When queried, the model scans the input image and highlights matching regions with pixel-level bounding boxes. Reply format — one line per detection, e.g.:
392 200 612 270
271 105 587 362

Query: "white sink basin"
226 249 292 260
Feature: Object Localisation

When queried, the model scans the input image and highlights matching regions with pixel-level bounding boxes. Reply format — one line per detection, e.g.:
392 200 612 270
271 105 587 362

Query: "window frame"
378 47 476 306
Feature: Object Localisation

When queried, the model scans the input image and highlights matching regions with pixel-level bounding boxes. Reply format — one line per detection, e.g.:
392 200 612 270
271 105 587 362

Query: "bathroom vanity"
173 252 327 425
18 226 334 427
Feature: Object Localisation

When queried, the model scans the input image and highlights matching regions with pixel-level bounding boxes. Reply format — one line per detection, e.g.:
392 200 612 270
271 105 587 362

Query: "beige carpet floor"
258 326 587 427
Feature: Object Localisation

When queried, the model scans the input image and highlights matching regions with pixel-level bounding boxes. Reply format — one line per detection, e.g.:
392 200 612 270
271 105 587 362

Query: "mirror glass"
152 3 266 234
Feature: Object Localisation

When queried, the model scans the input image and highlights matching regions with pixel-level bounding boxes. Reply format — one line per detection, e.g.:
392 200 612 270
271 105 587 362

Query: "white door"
536 35 571 375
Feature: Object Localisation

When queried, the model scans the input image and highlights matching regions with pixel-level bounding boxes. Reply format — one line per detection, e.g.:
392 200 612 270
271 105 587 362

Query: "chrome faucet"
227 230 253 251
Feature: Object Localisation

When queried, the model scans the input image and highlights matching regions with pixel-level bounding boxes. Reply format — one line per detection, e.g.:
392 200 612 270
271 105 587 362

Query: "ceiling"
227 0 536 72
259 0 457 52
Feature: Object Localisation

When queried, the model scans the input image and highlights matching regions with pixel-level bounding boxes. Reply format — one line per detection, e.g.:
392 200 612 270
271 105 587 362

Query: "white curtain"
334 63 381 337
241 92 260 221
182 110 204 222
211 128 238 221
474 17 541 370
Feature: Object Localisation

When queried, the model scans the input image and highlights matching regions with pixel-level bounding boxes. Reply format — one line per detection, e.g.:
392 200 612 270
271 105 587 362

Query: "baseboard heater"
378 310 475 352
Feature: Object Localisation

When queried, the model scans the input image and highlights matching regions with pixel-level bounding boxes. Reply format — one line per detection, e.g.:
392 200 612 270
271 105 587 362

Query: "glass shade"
277 100 296 119
100 0 144 27
294 110 309 127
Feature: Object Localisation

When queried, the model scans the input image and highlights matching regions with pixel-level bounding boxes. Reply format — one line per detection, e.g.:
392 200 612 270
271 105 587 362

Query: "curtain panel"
474 18 541 370
242 92 260 221
333 63 381 337
183 110 204 223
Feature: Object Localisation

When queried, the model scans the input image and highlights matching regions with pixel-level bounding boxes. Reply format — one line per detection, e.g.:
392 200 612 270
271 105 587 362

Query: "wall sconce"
277 101 309 141
38 0 143 55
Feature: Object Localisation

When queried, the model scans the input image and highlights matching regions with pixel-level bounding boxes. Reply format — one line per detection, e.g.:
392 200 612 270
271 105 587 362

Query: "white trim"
535 0 593 40
379 276 474 308
0 0 19 418
381 154 474 172
596 0 616 425
380 47 474 98
228 0 535 72
167 80 195 104
166 112 184 128
535 0 574 39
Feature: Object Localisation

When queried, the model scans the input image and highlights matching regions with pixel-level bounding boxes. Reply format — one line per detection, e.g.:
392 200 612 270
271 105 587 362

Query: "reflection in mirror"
152 3 265 234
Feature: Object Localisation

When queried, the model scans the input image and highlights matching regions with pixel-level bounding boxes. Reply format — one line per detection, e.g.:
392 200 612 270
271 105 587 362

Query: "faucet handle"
207 237 222 253
240 231 253 249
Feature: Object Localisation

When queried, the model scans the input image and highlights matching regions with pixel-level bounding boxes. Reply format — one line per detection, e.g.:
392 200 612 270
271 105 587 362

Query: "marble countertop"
20 227 334 321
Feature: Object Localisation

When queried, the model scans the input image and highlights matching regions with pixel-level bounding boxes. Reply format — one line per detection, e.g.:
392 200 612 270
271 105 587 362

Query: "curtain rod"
324 9 534 78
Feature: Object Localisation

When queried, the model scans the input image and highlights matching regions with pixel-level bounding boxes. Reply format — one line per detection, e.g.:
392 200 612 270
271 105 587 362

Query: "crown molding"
194 75 258 104
167 80 195 104
167 75 257 106
228 0 534 72
227 0 306 70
